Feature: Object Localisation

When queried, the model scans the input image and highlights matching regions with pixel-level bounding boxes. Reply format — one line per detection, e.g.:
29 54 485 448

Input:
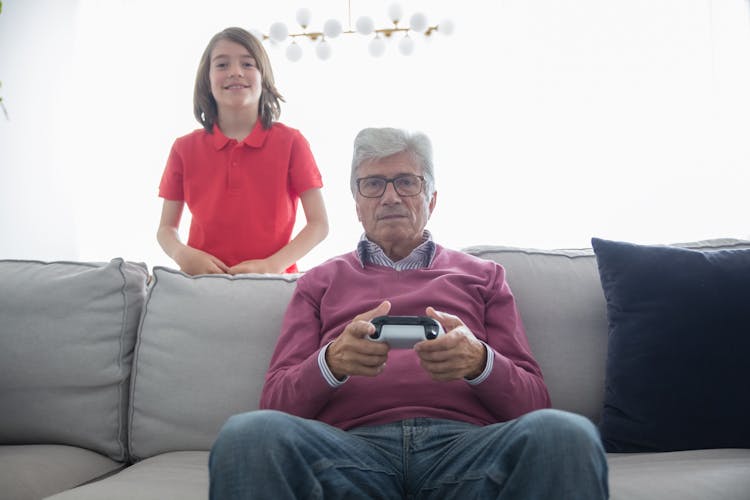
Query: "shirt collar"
211 119 269 150
356 230 436 270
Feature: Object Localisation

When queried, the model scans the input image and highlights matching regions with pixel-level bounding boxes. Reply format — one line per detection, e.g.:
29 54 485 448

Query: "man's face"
355 151 436 260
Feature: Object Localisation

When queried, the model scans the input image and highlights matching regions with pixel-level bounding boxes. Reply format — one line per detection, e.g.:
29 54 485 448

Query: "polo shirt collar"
243 119 270 148
211 119 269 150
211 124 231 150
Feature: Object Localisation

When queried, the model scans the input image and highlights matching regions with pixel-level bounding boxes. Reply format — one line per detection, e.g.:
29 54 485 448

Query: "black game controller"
368 316 445 349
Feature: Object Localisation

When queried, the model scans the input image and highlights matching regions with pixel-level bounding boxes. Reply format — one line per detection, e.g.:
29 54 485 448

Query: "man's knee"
516 409 603 454
523 408 596 431
212 409 291 455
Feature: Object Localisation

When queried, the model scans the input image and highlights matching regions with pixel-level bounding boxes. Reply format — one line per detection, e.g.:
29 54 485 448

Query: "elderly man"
209 128 608 499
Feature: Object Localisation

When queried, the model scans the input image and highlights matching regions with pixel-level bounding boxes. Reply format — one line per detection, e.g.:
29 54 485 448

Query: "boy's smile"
209 39 262 112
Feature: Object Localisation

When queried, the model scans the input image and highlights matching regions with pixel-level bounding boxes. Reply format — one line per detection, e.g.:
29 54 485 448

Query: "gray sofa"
1 239 749 500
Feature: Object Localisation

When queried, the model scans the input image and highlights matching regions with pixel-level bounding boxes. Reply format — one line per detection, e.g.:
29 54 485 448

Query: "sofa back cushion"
0 259 148 462
128 267 298 460
463 245 608 421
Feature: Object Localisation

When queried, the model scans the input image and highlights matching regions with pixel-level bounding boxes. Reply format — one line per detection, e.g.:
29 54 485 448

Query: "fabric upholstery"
608 449 750 500
462 245 608 421
128 268 298 460
45 451 208 500
0 445 123 500
4 241 750 500
0 259 148 462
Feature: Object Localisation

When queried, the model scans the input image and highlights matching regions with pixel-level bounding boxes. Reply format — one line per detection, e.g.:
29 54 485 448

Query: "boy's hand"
228 258 284 275
175 246 229 275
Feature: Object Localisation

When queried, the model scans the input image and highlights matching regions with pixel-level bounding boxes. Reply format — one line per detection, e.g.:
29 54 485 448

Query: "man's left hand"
414 307 487 381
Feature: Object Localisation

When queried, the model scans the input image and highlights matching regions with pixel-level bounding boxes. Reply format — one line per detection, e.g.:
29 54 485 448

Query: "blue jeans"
209 409 608 499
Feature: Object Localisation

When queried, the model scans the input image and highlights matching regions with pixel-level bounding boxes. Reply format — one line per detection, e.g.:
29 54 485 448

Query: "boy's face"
208 39 263 113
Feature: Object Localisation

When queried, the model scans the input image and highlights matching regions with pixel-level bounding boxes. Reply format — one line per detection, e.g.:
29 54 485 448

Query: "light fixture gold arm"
271 24 439 42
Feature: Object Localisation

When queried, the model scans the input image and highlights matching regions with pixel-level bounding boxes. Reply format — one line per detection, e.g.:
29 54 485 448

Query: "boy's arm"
157 199 229 275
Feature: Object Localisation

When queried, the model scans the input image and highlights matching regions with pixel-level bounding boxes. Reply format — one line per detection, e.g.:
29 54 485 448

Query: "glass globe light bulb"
387 3 403 24
296 8 312 29
323 19 343 38
286 42 303 62
368 37 386 58
355 16 375 35
398 36 414 56
409 12 428 33
316 40 332 60
438 19 455 36
269 22 288 43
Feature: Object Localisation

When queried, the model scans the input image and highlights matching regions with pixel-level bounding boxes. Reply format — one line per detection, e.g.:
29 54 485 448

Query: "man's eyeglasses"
356 174 425 198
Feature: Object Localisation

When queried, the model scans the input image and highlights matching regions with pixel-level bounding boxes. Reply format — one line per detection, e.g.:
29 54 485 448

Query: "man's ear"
428 191 437 217
356 202 363 222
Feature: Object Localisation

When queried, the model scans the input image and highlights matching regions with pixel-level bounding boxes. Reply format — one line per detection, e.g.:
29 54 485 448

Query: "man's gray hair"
350 127 435 199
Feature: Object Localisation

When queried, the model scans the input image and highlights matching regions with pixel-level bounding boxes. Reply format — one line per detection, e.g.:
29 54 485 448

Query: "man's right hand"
174 246 230 275
325 300 392 380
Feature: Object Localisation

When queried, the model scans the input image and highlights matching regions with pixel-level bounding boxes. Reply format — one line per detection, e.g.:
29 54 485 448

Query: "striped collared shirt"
356 230 436 270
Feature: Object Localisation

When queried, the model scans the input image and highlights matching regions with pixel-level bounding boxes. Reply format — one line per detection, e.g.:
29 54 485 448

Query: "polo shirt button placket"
228 146 241 191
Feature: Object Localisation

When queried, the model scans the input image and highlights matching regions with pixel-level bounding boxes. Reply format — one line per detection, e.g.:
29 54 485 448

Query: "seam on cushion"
151 265 301 283
128 266 159 463
670 239 750 250
463 239 750 260
114 258 129 463
0 258 107 267
463 247 594 260
74 463 131 488
114 259 148 463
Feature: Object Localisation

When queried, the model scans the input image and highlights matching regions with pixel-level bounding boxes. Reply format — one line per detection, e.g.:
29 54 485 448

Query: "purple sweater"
260 245 550 429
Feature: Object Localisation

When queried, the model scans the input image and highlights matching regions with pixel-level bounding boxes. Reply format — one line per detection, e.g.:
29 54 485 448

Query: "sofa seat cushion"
128 268 298 460
45 451 208 500
0 444 124 500
608 449 750 500
593 238 750 452
0 259 148 461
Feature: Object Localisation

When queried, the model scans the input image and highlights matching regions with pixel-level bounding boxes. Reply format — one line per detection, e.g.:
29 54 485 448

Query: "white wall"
0 0 80 260
1 0 749 270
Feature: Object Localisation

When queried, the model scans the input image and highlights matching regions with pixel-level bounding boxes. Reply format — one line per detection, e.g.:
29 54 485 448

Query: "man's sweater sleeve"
259 277 337 417
471 265 551 418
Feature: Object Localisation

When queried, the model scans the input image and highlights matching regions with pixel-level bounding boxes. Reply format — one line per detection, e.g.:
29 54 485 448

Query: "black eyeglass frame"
355 174 426 198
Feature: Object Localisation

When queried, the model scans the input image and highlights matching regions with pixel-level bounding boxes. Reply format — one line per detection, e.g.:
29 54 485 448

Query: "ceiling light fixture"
252 1 454 61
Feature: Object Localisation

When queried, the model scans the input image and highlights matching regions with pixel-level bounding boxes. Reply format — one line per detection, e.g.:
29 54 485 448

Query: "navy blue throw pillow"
592 237 750 452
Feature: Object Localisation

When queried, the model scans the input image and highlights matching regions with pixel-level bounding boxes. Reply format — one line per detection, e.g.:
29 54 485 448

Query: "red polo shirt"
159 121 323 273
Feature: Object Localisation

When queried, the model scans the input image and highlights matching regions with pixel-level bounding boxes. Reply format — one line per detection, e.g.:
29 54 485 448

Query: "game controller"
368 316 445 349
